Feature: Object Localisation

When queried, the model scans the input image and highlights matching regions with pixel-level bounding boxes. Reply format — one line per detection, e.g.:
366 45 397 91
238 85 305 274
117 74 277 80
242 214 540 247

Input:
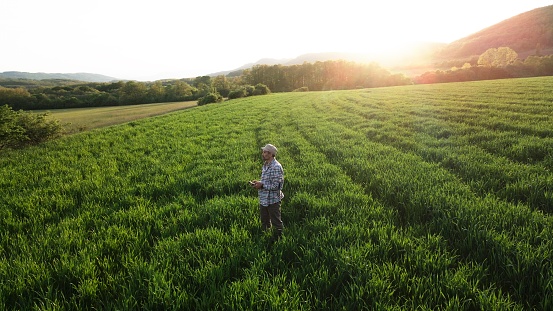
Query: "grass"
37 101 197 134
1 76 552 310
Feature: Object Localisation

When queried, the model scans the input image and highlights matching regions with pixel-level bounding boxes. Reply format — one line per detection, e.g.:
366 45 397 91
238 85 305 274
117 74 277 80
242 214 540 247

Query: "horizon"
2 0 552 81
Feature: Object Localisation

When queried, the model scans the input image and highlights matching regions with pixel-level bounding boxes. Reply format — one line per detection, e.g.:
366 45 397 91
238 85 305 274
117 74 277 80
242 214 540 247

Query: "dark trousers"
259 201 283 235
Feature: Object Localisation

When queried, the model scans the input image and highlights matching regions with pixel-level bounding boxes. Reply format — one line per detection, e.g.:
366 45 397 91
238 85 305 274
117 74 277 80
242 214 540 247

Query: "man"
250 143 284 241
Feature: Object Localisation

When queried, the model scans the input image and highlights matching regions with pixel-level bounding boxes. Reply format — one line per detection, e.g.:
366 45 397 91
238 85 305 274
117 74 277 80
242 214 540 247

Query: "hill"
214 5 553 78
209 44 445 77
207 57 292 77
0 71 119 82
435 5 553 61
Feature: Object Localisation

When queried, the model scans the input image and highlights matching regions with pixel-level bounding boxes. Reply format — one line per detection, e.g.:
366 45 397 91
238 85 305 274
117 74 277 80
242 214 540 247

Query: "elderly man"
250 143 284 241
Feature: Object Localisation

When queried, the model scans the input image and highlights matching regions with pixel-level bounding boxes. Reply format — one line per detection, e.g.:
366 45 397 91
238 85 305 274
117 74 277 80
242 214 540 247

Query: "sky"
1 0 552 81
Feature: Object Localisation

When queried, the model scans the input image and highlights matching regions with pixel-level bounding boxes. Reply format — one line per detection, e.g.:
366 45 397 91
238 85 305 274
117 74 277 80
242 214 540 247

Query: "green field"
1 77 552 310
39 101 197 134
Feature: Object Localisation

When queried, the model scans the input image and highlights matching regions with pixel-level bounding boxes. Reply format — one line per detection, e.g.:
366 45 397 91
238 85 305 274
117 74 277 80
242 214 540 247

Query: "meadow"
1 77 552 310
39 101 197 134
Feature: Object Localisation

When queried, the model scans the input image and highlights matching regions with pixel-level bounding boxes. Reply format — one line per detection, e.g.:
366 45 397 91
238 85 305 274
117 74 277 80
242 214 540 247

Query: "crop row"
315 80 553 213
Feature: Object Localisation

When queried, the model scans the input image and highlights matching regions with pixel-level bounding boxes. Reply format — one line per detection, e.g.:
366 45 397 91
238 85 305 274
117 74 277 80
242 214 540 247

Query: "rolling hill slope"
436 5 553 60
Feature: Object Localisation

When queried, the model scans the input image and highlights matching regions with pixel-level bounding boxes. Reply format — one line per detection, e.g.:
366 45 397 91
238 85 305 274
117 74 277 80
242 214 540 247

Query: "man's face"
262 150 273 162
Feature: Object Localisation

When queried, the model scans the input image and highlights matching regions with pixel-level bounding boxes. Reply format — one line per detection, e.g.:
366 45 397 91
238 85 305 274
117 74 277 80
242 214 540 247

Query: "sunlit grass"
37 100 197 134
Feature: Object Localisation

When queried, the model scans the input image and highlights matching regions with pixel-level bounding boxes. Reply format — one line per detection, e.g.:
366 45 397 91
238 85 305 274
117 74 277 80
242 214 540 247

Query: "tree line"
2 49 553 111
0 74 274 110
1 78 199 110
0 60 409 110
241 60 412 92
415 48 553 84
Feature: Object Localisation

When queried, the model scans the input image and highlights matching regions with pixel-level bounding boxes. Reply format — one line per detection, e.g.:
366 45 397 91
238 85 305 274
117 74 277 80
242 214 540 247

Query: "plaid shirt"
258 158 284 206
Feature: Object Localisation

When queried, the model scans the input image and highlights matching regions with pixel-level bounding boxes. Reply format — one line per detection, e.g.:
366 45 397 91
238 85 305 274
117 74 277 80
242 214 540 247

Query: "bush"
228 88 247 100
197 93 223 106
218 88 231 98
293 86 309 92
253 83 271 96
0 105 63 150
245 85 255 96
0 105 25 149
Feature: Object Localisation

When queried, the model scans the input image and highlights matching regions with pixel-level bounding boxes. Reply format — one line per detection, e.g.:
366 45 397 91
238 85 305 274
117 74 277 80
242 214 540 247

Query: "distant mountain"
207 58 292 76
208 42 446 78
0 71 118 82
199 53 376 77
283 52 376 65
436 5 553 60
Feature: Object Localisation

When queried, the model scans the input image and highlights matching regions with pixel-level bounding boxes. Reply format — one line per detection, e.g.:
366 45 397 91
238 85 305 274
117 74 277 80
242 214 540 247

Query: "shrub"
218 88 231 98
253 83 270 96
0 105 25 149
244 85 255 96
197 92 223 106
228 88 247 100
0 104 63 150
293 86 309 92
